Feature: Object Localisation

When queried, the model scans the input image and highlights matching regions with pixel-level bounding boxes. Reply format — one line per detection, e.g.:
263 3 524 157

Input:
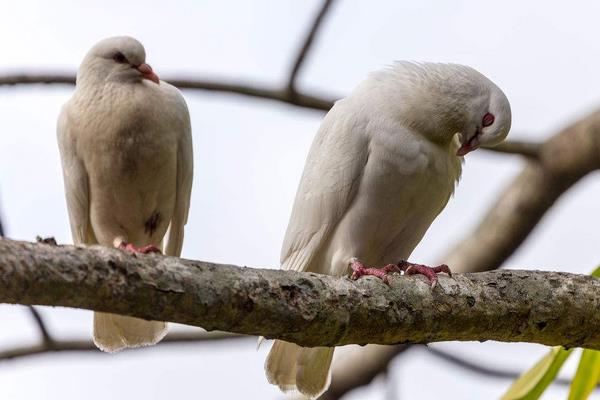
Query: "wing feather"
164 93 193 257
281 101 368 273
57 104 92 245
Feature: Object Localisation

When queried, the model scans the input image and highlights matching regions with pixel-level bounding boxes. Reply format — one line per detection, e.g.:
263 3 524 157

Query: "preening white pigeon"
57 36 193 352
265 62 511 398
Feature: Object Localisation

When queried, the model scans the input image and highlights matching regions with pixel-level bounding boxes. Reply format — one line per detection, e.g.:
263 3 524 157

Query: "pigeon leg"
349 258 400 285
117 241 162 254
397 260 452 289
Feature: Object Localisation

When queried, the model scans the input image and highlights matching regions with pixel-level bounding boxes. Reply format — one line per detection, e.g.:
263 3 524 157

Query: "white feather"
57 36 193 352
266 62 511 398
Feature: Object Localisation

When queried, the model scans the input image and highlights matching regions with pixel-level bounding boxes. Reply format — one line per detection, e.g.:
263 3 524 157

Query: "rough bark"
1 238 599 350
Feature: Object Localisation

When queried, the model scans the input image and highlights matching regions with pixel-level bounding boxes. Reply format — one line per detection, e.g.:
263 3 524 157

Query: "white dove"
265 62 511 398
57 36 193 352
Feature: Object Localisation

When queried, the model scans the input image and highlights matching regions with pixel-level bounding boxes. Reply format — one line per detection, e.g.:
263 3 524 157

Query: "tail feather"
265 340 334 398
297 346 334 398
93 312 168 353
265 340 302 392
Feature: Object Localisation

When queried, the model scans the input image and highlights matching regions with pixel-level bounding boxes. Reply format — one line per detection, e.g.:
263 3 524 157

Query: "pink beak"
137 63 160 84
456 135 480 157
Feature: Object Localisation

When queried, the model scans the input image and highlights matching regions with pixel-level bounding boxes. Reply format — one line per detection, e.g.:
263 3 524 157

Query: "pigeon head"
77 36 160 86
362 62 511 156
454 71 512 156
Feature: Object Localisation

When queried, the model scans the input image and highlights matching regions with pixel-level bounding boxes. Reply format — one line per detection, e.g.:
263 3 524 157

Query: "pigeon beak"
457 131 480 156
136 63 160 84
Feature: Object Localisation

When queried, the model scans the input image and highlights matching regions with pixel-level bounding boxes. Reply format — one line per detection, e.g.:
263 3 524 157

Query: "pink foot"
397 260 452 288
350 258 400 285
118 242 162 254
349 258 452 288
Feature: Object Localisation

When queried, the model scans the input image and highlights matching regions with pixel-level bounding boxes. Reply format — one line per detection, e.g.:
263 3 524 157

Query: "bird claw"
349 258 452 288
349 258 399 285
117 241 162 255
399 260 452 288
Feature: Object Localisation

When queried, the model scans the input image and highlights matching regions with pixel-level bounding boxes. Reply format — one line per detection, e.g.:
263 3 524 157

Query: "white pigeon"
57 36 193 352
264 62 511 398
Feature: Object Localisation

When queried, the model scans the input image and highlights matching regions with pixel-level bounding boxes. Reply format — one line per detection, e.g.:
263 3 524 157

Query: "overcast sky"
1 1 600 399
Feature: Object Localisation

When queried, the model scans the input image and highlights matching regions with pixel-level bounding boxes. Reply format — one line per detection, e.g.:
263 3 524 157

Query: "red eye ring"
482 112 495 127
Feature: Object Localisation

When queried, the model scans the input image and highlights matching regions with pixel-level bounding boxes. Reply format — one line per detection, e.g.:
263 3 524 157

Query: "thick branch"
484 139 541 158
1 238 599 349
445 109 600 273
320 344 410 400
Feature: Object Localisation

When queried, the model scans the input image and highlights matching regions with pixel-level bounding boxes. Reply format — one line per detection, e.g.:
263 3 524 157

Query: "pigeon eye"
112 52 127 64
482 112 495 127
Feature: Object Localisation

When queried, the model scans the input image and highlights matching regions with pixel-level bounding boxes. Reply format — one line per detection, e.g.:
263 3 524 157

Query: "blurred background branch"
0 330 244 361
0 73 538 157
287 0 336 94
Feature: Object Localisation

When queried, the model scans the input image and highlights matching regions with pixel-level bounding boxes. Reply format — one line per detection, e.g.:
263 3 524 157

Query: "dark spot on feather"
144 212 161 236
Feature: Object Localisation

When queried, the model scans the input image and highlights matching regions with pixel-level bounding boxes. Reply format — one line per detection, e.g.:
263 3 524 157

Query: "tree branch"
445 109 600 274
26 306 53 346
0 327 582 392
1 237 599 350
287 0 336 93
0 330 246 361
423 346 578 387
320 345 410 400
0 73 338 111
0 72 539 157
482 139 541 158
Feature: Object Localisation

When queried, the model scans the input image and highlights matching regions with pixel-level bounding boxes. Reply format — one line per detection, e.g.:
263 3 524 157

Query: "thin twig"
0 331 247 361
287 0 336 93
0 73 338 111
0 328 585 391
424 346 578 388
0 72 541 158
26 306 53 346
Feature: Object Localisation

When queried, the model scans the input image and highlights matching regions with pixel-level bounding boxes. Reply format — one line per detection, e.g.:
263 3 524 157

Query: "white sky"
1 0 599 399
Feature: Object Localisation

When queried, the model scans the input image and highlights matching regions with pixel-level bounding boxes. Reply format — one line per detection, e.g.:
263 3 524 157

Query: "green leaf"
502 264 600 400
567 265 600 400
501 346 573 400
568 349 600 400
